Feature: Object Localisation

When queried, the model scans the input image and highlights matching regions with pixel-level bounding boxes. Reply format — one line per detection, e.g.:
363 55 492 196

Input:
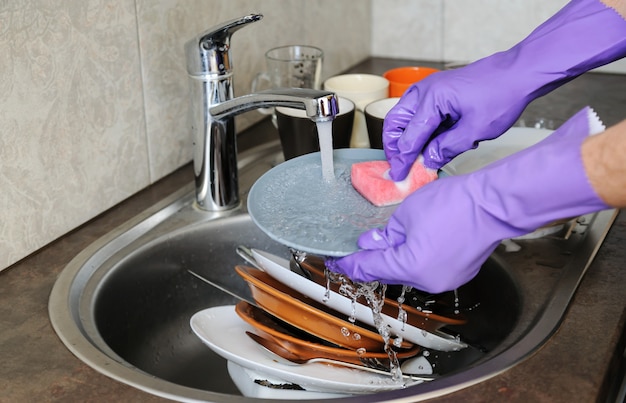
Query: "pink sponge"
351 160 438 207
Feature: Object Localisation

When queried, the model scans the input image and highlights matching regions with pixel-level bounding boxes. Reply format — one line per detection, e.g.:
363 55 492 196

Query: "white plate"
226 361 350 399
190 305 424 394
247 148 396 257
251 248 467 352
440 127 553 176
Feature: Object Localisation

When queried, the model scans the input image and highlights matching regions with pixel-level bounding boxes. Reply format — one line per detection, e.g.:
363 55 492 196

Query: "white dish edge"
251 249 467 352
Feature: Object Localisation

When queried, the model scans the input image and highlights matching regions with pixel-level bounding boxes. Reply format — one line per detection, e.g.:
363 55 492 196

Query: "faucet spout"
209 88 338 122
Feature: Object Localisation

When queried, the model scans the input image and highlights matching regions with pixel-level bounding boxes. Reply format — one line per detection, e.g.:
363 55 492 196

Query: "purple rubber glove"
386 0 626 180
327 107 609 293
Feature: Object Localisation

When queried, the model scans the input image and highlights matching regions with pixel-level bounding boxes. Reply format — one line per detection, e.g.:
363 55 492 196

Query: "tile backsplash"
2 0 624 271
371 0 626 73
0 0 369 270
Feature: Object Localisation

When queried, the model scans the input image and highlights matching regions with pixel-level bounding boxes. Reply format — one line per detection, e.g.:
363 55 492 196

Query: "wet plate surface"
247 148 394 257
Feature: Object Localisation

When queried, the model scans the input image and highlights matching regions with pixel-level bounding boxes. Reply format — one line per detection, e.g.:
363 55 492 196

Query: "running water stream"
314 119 409 380
316 120 335 181
323 268 407 382
314 118 413 382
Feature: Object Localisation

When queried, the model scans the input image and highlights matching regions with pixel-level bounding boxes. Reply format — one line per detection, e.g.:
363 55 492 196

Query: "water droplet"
323 271 404 381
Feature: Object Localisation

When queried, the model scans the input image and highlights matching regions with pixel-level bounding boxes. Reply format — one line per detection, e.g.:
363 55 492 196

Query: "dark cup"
364 97 400 149
276 97 355 160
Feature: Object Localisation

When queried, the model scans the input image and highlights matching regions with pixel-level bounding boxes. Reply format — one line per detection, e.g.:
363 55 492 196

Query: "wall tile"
371 0 443 61
0 0 148 270
370 0 626 73
443 0 567 63
303 0 371 79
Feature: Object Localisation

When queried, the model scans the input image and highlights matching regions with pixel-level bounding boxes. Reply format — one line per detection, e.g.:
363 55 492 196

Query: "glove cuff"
472 106 609 236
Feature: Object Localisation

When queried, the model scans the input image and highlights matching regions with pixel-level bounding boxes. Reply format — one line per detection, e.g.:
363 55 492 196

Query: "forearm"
502 0 626 100
601 0 626 18
582 119 626 207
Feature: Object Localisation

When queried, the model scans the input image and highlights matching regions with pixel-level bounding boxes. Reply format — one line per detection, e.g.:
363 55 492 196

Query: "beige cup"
323 74 389 148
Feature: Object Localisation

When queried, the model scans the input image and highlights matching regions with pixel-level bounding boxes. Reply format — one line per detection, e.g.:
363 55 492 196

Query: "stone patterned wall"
0 0 370 270
371 0 626 73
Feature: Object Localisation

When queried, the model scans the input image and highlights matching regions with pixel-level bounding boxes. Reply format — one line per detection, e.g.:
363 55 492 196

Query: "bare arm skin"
602 0 626 18
579 1 626 207
582 119 626 207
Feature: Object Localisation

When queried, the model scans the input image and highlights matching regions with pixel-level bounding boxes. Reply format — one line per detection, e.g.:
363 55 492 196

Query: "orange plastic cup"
383 66 440 97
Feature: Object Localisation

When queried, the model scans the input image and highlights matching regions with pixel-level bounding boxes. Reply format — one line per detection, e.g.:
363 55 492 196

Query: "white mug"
323 74 389 148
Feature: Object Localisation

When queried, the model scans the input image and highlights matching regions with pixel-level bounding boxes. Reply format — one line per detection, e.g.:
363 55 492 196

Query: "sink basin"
49 123 618 402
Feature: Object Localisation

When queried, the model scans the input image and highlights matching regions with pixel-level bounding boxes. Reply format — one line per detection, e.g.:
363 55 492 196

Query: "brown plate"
235 301 420 366
235 265 413 352
299 256 467 331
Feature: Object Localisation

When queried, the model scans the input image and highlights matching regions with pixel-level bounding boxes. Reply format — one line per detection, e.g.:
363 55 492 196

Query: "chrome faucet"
185 14 338 211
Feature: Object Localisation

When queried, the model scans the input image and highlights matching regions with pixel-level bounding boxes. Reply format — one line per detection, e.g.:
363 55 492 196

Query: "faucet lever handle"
198 13 263 48
185 13 263 77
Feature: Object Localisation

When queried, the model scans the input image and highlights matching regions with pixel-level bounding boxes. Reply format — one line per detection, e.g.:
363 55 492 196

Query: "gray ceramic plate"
247 148 396 257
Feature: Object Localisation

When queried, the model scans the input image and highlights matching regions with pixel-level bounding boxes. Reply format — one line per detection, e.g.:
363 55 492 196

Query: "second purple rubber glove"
328 107 608 293
385 0 626 180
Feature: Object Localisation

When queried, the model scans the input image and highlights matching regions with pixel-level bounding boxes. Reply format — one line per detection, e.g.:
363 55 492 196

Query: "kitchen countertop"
1 58 625 402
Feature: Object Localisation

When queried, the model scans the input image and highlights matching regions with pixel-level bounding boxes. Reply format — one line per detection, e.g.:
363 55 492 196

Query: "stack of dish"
234 265 415 352
190 248 469 398
247 249 468 350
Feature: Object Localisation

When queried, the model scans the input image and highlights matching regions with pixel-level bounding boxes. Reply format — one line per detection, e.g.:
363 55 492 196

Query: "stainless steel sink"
49 123 618 402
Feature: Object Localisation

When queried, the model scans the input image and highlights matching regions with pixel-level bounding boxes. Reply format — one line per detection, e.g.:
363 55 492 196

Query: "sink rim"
48 140 619 402
48 187 223 402
48 195 514 403
48 142 285 403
